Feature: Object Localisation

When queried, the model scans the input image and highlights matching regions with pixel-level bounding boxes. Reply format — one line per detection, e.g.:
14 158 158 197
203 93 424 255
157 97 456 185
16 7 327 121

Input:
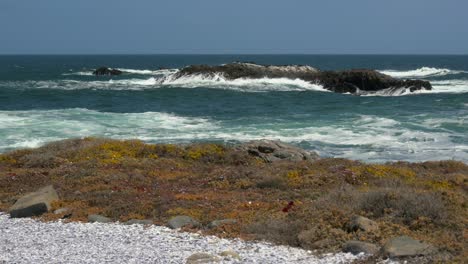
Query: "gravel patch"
0 213 361 263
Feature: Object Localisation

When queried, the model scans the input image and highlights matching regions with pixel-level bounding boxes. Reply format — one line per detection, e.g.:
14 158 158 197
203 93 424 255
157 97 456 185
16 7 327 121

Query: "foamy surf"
379 67 467 78
0 109 466 162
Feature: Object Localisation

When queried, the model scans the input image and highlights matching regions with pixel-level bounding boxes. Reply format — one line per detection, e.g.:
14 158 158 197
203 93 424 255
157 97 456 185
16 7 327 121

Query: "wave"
379 67 467 78
0 110 466 162
63 68 179 76
0 75 328 92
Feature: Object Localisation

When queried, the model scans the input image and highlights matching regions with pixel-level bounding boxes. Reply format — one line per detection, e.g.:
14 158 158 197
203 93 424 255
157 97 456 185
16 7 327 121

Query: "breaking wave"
379 67 467 78
0 110 466 162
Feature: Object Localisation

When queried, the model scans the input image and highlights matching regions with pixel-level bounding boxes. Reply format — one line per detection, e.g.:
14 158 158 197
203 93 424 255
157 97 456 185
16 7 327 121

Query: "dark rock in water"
382 236 436 258
174 62 432 95
177 62 319 80
9 185 59 218
342 241 379 255
93 67 123 76
238 140 319 162
318 70 432 94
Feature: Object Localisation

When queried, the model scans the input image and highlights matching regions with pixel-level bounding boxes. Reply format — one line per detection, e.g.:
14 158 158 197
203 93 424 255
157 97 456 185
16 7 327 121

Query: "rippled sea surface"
0 55 467 162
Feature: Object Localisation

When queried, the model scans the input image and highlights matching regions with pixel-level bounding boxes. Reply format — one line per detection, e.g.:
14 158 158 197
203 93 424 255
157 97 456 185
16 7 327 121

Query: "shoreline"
0 138 466 263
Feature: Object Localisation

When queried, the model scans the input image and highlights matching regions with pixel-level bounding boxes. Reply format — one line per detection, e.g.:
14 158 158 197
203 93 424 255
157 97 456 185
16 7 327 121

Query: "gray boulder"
346 216 379 233
125 219 153 225
382 236 436 258
186 253 220 263
342 241 379 255
88 214 112 223
9 185 59 218
168 215 201 229
208 219 237 229
238 140 319 162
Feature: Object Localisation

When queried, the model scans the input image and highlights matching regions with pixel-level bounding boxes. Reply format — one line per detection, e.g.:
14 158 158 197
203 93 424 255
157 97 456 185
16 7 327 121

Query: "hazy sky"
0 0 467 54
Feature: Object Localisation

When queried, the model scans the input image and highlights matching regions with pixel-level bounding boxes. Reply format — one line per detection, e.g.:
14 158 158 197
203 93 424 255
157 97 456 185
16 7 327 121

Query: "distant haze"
0 0 467 54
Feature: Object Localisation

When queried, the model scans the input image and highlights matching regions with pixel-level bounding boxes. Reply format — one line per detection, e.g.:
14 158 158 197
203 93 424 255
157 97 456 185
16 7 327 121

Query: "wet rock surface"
174 62 432 95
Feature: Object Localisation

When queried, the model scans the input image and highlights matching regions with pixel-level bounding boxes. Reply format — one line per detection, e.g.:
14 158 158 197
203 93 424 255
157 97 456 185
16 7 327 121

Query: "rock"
318 70 432 94
382 236 436 258
173 62 432 95
93 67 123 76
219 250 240 259
9 185 59 218
342 241 379 255
346 216 379 233
208 219 237 229
238 140 319 162
168 215 201 229
186 253 220 263
124 219 153 225
88 214 112 223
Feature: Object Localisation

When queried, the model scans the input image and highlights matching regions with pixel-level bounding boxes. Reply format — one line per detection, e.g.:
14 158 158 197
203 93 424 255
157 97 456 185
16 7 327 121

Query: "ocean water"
0 55 467 163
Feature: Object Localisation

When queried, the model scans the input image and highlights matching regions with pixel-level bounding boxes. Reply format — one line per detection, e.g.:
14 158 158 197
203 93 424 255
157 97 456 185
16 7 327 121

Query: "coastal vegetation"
0 138 466 262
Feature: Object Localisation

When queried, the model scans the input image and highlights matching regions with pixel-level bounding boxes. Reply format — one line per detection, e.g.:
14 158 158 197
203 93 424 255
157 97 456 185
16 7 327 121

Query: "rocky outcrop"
238 140 319 162
9 185 59 218
382 236 436 258
93 67 123 76
174 62 432 95
177 62 319 80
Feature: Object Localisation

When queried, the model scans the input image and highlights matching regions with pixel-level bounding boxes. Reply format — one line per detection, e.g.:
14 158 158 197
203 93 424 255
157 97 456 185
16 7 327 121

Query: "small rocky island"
174 62 432 95
93 67 123 76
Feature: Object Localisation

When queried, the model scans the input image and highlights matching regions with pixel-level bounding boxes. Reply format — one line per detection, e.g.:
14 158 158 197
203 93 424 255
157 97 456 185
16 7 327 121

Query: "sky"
0 0 467 54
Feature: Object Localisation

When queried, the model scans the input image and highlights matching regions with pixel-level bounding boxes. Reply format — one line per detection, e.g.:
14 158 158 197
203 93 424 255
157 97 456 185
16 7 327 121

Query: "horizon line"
0 53 467 56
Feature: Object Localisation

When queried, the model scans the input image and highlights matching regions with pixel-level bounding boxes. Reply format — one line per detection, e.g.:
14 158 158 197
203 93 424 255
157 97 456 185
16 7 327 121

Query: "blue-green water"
0 55 467 162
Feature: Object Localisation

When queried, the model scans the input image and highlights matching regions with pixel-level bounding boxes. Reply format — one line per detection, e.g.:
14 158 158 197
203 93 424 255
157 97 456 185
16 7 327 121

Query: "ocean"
0 55 467 163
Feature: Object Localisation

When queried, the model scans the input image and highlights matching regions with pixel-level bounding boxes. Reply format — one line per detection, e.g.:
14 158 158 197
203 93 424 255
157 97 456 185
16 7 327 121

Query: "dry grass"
0 138 467 261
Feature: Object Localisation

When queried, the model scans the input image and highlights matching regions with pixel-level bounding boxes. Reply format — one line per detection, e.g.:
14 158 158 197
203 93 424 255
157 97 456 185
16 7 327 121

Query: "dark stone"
93 67 123 76
173 62 432 95
9 185 59 218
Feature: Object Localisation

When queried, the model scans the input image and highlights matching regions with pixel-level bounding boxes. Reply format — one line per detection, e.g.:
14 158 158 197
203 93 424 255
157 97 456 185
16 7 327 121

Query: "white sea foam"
117 68 179 75
158 73 328 92
0 110 466 162
0 74 328 92
379 67 466 78
62 71 93 76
